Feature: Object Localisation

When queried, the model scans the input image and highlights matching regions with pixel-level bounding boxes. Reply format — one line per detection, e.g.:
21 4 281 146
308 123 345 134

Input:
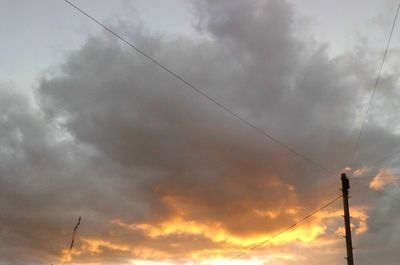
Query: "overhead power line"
62 0 336 175
347 147 400 179
364 148 400 171
349 0 400 166
351 176 400 181
350 180 400 203
229 194 343 261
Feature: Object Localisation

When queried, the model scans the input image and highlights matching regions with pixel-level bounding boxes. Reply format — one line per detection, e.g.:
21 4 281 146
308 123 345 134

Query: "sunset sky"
1 1 400 265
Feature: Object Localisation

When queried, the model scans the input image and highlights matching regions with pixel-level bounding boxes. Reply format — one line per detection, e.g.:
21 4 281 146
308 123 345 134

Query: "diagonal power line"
62 0 336 175
229 194 343 261
350 180 400 203
347 147 400 179
350 0 400 166
365 147 400 171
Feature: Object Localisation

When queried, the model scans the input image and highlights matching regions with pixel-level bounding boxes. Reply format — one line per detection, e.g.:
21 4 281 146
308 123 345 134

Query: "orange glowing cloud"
62 237 170 262
329 206 368 236
112 216 326 247
111 201 369 251
59 194 370 264
78 238 130 254
369 169 399 190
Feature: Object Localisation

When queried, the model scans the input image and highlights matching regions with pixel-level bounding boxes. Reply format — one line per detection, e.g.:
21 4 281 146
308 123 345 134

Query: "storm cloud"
1 0 400 265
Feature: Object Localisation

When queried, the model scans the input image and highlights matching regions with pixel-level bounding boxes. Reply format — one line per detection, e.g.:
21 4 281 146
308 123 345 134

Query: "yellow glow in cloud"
352 167 370 177
329 207 368 236
133 259 266 265
113 216 327 247
253 209 279 219
204 258 266 265
65 237 170 261
133 253 295 265
369 169 399 190
67 195 370 263
79 238 130 254
111 195 335 249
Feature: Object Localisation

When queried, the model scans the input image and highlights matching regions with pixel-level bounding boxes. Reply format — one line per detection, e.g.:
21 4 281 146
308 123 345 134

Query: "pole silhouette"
341 173 354 265
62 216 81 265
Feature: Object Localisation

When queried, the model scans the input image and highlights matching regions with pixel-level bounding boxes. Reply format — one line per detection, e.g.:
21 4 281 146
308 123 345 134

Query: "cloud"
1 0 400 264
369 168 400 190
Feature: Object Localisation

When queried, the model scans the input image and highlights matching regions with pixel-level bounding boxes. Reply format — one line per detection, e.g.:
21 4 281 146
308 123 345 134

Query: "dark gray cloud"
1 0 400 264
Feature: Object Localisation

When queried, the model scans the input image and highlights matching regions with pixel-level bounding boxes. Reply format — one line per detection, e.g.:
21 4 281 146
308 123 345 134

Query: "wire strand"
62 0 336 175
229 194 343 261
350 180 400 202
347 148 400 180
351 177 400 181
349 0 400 167
365 148 400 171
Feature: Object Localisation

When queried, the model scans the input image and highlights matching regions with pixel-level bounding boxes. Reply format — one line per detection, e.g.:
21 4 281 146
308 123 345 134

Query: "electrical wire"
351 176 400 182
364 148 400 171
229 194 343 261
62 0 336 175
350 174 400 180
347 147 400 180
349 0 400 167
350 180 400 202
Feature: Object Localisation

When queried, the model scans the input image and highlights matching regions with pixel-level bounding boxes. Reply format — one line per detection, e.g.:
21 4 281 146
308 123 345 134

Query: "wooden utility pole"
341 173 354 265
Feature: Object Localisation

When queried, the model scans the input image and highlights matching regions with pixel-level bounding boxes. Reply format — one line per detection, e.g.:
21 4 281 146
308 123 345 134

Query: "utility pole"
341 173 354 265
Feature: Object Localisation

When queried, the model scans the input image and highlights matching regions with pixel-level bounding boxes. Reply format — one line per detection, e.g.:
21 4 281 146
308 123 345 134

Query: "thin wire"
351 174 400 179
229 194 343 261
349 0 400 167
62 0 336 175
351 177 400 181
346 147 400 180
365 148 400 171
350 180 400 202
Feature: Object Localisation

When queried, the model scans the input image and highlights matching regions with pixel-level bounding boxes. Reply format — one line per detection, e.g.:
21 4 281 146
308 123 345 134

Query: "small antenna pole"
62 216 82 265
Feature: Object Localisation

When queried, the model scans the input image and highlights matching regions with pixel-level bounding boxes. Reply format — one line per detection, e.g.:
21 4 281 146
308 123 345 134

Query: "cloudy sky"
1 0 400 265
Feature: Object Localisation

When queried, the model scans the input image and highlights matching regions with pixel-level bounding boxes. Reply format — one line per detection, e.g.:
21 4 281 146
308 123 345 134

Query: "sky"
1 0 400 265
